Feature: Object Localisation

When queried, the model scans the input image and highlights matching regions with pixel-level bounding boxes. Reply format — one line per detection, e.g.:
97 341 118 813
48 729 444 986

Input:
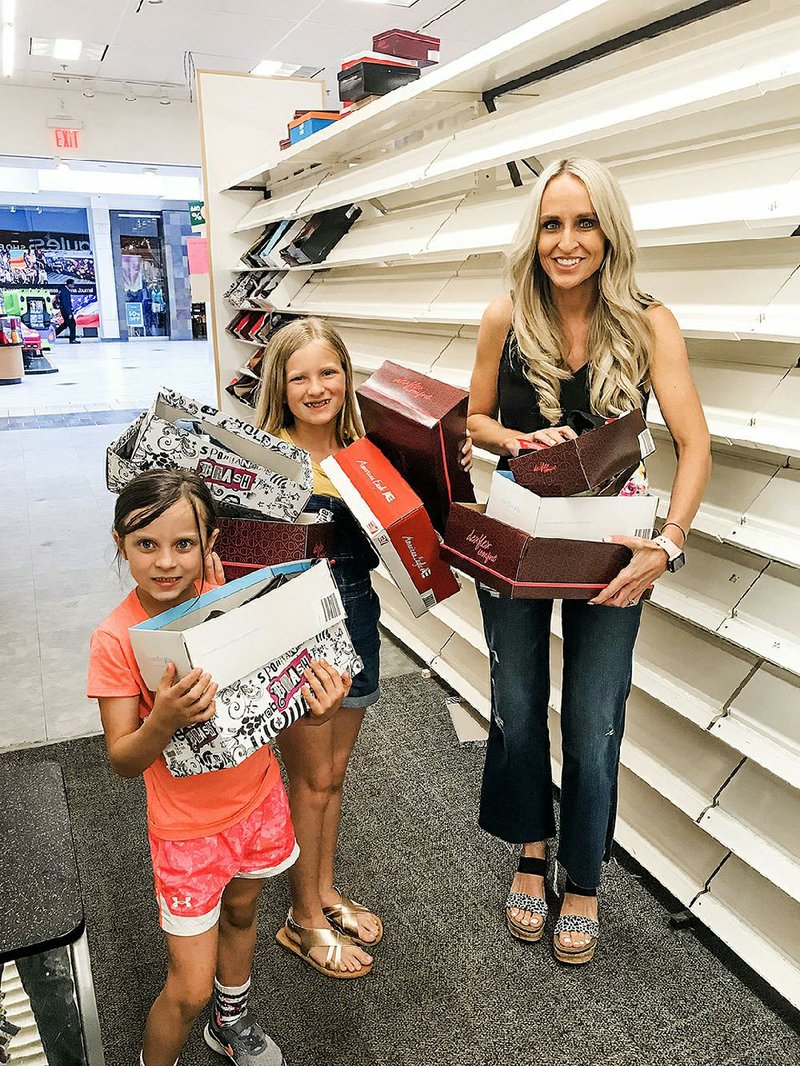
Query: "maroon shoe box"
508 409 654 497
215 515 336 582
441 503 648 601
372 29 441 67
357 360 475 534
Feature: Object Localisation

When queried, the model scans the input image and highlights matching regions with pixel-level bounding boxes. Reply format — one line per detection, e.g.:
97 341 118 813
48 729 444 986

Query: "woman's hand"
204 550 225 586
590 534 669 608
460 432 473 471
301 659 352 725
501 424 578 457
152 663 219 733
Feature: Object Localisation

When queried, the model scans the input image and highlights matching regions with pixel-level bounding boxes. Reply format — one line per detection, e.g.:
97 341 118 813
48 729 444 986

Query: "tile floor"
0 338 419 752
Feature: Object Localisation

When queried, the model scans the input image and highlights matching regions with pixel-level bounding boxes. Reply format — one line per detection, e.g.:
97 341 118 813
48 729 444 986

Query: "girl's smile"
285 340 346 430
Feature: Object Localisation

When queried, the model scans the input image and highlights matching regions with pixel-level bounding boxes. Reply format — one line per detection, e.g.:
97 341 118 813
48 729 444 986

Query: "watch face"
668 552 686 573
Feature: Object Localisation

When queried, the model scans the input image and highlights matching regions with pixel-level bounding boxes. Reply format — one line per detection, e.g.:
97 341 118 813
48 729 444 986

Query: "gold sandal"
275 912 373 979
323 894 384 947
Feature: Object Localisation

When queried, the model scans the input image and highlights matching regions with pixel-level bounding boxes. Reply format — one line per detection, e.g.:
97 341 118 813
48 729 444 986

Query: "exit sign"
53 128 80 150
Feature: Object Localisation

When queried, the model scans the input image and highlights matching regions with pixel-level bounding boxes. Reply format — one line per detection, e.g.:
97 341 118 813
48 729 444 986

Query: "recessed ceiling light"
1 0 15 25
251 59 301 77
53 38 82 61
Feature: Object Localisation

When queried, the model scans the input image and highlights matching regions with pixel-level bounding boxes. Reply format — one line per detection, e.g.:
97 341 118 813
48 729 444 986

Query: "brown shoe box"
215 515 336 582
508 409 654 497
357 360 475 534
441 503 647 600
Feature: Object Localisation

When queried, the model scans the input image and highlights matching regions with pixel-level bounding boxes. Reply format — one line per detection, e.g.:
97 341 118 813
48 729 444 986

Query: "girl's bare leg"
142 926 217 1066
317 707 380 943
278 717 372 973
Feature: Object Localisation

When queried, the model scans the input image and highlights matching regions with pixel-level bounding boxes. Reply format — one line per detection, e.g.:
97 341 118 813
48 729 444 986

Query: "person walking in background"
55 278 80 344
468 157 710 965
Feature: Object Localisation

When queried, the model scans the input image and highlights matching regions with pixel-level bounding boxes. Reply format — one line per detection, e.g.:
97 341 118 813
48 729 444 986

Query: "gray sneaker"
204 1012 287 1065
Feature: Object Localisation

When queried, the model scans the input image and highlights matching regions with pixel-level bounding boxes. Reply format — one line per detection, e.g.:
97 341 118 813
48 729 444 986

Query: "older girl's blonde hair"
255 317 364 445
507 157 657 425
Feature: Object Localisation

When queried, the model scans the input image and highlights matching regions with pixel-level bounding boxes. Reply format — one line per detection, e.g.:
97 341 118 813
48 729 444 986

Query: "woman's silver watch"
653 533 685 572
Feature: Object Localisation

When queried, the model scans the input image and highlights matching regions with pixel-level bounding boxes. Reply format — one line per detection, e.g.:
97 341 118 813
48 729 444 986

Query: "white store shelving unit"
199 0 800 1010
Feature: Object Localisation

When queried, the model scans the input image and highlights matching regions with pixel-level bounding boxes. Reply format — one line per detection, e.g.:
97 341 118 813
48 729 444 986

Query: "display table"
0 342 23 386
0 762 105 1064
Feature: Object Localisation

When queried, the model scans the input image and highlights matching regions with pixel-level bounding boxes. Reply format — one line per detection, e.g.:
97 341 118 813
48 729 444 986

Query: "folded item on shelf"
107 387 313 519
322 437 459 617
129 560 363 776
356 360 475 534
215 512 337 581
280 205 362 267
508 409 655 497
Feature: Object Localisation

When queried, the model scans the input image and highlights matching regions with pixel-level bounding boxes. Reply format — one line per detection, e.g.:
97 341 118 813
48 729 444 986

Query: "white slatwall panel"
203 0 800 1009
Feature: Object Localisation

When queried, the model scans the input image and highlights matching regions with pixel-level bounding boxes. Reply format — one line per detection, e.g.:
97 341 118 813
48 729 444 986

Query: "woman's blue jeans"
476 586 643 889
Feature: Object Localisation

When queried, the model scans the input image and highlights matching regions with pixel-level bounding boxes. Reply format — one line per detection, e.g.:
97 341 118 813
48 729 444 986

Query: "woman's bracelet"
661 521 687 545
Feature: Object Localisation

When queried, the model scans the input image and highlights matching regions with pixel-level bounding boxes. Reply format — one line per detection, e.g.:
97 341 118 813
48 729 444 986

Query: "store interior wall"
0 83 200 167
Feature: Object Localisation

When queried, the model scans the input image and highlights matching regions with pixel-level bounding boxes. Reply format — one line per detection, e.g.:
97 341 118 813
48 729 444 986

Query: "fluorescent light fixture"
2 25 13 77
1 0 15 26
31 38 106 60
53 38 82 60
251 59 301 77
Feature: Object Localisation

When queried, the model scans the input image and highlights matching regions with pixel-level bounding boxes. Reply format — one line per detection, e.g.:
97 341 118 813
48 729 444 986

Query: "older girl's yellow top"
277 427 341 498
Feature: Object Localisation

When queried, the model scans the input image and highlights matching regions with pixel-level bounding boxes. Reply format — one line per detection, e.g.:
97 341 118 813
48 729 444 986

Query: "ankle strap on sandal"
517 855 547 876
565 877 597 897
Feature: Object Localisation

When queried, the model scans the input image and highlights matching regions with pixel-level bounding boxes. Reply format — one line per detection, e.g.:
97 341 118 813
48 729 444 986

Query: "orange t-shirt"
87 587 280 841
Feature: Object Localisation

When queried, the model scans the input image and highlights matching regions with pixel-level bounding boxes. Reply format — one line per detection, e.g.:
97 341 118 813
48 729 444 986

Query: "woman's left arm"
590 305 711 608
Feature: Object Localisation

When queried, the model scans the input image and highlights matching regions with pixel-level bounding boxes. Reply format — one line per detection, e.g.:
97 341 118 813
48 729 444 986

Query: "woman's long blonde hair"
508 157 656 425
255 317 364 445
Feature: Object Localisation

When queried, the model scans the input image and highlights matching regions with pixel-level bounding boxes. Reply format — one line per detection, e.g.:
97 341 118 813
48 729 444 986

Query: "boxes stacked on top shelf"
280 205 362 266
215 511 337 581
372 28 441 67
130 560 362 776
288 110 342 144
107 387 313 520
357 360 475 534
337 60 420 104
322 437 459 617
441 411 658 600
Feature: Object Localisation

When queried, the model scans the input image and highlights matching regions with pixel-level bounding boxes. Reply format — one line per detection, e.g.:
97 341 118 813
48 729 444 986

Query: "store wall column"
163 209 193 341
88 196 120 340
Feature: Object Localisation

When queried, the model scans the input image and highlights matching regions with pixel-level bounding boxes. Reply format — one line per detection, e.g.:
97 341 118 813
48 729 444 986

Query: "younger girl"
88 469 351 1065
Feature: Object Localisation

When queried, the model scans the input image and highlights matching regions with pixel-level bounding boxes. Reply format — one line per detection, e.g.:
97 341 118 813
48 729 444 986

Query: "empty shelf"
718 561 800 674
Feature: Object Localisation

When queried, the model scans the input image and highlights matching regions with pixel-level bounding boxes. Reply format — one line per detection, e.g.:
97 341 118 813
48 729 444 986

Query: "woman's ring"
627 598 636 607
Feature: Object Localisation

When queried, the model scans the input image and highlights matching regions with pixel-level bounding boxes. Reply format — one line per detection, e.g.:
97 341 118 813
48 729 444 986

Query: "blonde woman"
255 318 381 978
468 158 710 964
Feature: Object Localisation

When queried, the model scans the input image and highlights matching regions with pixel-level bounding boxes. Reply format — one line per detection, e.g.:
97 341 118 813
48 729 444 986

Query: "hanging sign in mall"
53 128 81 150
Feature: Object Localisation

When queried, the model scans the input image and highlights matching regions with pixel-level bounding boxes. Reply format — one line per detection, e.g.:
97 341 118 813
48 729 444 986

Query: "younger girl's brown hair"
255 317 364 446
113 469 218 562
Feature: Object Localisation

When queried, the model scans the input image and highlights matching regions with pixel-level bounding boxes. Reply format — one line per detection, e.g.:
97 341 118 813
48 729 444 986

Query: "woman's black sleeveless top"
496 328 648 467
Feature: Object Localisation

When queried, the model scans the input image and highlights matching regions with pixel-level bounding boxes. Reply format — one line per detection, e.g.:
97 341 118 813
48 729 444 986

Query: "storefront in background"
109 209 193 341
0 206 100 337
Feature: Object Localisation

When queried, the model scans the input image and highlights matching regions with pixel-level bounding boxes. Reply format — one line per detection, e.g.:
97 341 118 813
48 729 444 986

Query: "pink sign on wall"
186 236 208 275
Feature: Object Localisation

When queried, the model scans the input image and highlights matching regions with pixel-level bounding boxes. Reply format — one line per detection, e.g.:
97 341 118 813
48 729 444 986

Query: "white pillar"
88 195 120 340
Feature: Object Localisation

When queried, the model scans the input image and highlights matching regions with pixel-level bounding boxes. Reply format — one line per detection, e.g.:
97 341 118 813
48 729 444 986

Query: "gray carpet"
2 673 799 1065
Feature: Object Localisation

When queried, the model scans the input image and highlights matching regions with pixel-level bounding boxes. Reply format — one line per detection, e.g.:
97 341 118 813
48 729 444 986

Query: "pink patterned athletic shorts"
149 781 298 936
